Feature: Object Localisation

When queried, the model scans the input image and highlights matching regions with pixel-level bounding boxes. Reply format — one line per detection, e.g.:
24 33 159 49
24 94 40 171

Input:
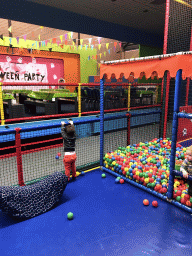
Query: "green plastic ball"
102 173 106 178
67 212 73 220
176 196 181 202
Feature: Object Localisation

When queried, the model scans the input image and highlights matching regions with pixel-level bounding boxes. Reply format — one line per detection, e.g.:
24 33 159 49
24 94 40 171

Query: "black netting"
0 172 68 219
167 0 192 54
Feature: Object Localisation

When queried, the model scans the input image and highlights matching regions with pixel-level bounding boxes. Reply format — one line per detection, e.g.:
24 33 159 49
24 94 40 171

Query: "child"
180 145 192 196
61 119 77 181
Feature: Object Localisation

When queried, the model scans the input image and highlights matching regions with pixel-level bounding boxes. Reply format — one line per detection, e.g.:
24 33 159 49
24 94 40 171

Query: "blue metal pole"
167 69 182 199
100 78 104 168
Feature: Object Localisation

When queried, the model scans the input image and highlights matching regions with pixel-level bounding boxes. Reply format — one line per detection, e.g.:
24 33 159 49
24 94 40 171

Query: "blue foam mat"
0 168 192 256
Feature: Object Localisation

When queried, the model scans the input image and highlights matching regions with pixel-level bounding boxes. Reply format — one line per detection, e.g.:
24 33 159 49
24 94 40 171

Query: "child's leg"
63 155 71 181
71 154 77 178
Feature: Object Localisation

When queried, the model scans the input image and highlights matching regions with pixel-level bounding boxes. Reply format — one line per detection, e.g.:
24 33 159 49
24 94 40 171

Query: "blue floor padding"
0 168 192 256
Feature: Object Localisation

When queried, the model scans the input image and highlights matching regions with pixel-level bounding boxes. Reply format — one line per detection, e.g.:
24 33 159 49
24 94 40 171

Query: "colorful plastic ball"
102 173 106 178
120 179 124 184
81 171 85 175
117 177 121 180
143 199 149 206
115 178 119 183
152 201 158 207
55 155 59 160
57 153 61 157
67 212 73 220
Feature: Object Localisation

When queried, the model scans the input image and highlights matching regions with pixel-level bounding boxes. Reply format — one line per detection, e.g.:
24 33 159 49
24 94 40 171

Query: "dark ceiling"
0 0 167 48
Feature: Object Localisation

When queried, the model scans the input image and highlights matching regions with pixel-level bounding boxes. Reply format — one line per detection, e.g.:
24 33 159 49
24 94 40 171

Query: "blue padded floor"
1 168 192 256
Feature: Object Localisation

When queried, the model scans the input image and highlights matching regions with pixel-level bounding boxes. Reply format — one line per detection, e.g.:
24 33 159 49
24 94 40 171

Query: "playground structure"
1 51 192 217
100 51 192 213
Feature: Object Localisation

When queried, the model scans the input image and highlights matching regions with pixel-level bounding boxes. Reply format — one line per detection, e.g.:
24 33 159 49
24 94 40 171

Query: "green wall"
0 37 97 83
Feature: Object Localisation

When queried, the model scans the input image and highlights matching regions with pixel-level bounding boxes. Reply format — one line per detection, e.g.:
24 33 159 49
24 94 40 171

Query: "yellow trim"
78 83 82 117
0 83 5 125
70 166 99 177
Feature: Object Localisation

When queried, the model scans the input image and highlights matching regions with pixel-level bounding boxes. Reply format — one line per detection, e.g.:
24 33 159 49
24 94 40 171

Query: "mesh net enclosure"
176 77 192 144
0 119 101 187
166 0 192 54
102 83 162 172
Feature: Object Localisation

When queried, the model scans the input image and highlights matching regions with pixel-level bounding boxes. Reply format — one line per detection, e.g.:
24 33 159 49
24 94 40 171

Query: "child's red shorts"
63 153 77 181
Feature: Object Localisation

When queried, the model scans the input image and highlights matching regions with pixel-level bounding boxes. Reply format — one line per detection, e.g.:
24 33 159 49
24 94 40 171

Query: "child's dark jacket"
61 127 76 152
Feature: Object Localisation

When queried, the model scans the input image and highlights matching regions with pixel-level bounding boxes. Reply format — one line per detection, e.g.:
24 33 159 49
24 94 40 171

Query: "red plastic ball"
120 179 124 184
143 199 149 206
152 201 158 207
57 153 61 157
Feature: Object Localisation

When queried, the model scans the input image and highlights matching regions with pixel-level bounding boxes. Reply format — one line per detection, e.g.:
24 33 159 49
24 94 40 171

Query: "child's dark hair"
65 124 75 136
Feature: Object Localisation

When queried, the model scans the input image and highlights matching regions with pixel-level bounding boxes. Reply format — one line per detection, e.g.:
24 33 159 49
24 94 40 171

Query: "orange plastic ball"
143 199 149 206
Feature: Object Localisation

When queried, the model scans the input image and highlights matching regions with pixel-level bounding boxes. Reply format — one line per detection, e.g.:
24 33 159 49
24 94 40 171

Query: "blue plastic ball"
55 155 59 160
115 178 119 183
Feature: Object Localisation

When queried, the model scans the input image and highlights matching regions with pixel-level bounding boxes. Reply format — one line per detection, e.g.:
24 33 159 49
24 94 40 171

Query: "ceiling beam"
0 0 164 48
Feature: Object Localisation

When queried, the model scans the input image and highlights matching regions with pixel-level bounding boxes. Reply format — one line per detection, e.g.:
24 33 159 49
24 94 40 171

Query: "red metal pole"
163 0 170 54
186 26 192 106
163 72 170 139
185 78 190 106
15 128 25 186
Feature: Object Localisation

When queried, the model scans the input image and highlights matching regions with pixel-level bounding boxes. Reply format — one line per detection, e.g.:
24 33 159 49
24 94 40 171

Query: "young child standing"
61 119 77 181
180 145 192 196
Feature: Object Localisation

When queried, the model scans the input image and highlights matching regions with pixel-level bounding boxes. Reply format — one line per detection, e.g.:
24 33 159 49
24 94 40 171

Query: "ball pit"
103 138 192 208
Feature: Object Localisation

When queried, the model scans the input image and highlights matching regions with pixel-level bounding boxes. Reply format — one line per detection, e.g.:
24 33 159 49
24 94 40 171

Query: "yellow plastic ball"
144 178 149 183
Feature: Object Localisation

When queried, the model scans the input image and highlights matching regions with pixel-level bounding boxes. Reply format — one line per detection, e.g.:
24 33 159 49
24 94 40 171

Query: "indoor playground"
1 1 192 256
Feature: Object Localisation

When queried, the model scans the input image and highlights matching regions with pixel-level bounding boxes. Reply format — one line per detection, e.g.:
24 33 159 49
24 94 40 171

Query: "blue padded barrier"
102 167 192 213
168 69 182 200
0 108 161 143
173 170 192 181
0 172 68 219
178 112 192 119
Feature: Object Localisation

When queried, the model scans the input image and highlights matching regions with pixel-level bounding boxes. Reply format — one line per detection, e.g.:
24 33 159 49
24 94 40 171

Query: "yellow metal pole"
128 84 131 111
0 82 5 125
78 83 82 117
